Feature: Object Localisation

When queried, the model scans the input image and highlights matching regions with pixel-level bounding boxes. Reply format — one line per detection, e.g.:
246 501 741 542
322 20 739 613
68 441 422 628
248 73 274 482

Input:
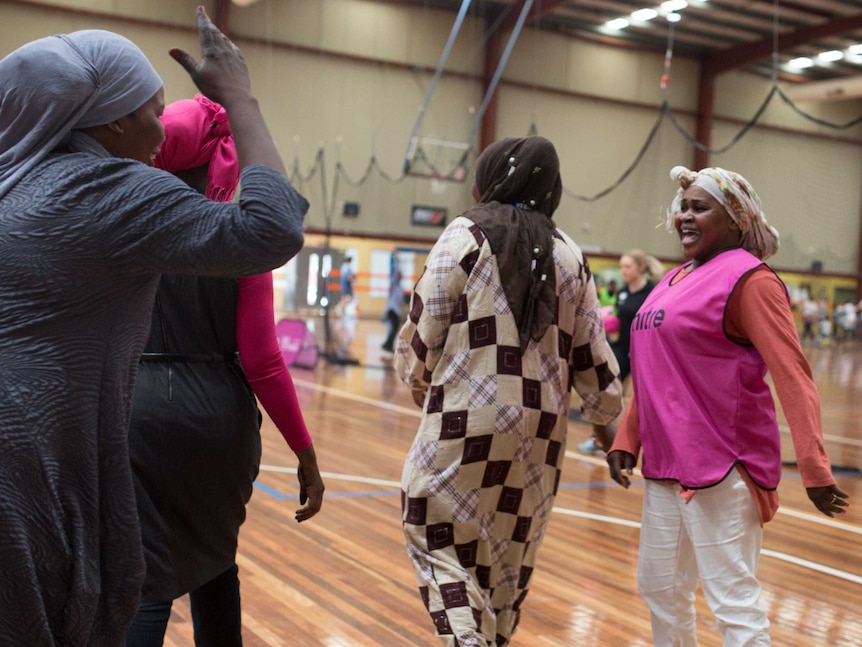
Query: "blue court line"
254 470 856 501
253 481 399 500
253 480 629 500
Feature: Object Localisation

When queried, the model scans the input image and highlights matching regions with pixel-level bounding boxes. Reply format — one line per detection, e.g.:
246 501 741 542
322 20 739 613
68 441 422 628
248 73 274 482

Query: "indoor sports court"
1 0 860 645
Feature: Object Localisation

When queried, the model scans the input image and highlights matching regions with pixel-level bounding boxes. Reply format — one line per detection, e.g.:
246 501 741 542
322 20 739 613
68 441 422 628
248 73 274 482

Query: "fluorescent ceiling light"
661 0 688 11
666 12 682 23
605 18 630 30
818 50 844 62
788 57 815 69
849 44 862 55
632 8 658 21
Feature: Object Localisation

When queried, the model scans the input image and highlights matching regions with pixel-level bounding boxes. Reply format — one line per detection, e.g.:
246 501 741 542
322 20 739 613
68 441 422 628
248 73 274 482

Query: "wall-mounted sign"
411 205 447 228
342 201 360 217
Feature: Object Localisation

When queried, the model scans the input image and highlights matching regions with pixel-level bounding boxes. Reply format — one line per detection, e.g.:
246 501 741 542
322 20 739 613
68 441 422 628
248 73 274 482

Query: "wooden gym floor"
163 319 861 647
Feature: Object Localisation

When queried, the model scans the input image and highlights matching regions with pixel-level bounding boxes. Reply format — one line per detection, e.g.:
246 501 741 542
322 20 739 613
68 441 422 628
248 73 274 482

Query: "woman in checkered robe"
396 137 623 646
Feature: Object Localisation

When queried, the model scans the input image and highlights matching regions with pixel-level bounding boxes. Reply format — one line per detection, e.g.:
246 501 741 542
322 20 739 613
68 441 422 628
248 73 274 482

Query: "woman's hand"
169 7 252 108
806 484 849 518
607 450 636 489
170 7 287 174
295 445 325 522
411 388 426 408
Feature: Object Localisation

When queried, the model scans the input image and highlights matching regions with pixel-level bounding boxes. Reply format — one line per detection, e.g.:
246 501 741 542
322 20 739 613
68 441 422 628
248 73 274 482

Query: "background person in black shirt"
577 248 664 456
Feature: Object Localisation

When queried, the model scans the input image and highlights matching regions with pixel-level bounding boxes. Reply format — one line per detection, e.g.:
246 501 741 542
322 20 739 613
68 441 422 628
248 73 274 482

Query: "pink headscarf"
155 94 239 202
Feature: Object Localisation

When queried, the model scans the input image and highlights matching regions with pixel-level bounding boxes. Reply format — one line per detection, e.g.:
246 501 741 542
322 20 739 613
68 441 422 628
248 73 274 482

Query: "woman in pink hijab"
126 95 325 647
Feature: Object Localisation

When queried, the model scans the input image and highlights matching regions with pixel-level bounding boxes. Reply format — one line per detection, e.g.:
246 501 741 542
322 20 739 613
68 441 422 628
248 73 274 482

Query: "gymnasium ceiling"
396 0 862 88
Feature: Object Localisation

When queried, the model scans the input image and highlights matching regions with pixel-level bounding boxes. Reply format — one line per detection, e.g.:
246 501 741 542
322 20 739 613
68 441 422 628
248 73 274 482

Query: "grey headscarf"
0 30 163 198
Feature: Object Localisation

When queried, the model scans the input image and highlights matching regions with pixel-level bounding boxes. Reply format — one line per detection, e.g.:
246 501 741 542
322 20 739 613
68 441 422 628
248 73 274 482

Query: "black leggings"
612 342 631 383
382 309 401 351
125 564 242 647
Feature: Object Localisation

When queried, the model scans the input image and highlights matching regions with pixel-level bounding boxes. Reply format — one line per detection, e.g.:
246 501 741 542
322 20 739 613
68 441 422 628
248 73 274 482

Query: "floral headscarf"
667 165 779 260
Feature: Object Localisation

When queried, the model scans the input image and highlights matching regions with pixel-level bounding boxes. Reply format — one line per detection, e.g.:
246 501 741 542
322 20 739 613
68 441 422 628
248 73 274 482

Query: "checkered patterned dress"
396 216 622 646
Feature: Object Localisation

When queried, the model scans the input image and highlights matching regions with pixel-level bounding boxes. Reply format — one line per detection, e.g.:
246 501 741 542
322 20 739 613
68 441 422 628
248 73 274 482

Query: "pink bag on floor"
275 319 318 368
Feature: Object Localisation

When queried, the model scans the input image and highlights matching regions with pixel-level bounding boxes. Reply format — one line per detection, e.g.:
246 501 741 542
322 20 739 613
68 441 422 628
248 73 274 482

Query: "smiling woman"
675 186 741 265
608 165 849 646
669 165 780 268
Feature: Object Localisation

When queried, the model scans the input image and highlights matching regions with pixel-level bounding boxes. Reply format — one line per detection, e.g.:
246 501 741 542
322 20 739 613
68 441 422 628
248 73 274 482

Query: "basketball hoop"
403 136 472 183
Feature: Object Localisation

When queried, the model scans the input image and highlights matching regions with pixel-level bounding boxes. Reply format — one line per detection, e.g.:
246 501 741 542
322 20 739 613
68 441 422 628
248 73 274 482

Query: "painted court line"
260 464 401 489
760 549 862 585
292 378 420 418
275 377 862 581
288 378 860 529
551 507 641 529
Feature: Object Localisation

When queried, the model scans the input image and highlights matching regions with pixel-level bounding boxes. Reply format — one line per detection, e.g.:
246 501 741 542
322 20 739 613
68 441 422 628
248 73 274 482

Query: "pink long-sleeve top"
236 272 312 453
611 266 834 523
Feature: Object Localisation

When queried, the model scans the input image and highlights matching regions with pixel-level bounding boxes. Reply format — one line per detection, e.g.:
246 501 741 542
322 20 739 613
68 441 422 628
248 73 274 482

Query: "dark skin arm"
731 270 849 519
170 7 286 175
591 423 616 453
172 10 319 519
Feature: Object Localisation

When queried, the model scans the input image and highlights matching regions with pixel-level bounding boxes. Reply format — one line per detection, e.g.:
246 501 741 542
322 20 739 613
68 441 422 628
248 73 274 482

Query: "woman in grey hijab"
0 29 161 194
0 9 308 645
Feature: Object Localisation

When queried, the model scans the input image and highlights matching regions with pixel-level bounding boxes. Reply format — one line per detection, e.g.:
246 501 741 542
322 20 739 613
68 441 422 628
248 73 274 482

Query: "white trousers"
637 469 770 646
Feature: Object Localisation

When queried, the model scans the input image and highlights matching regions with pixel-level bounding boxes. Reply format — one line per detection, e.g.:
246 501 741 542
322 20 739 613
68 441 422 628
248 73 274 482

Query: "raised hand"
169 7 252 108
169 7 286 174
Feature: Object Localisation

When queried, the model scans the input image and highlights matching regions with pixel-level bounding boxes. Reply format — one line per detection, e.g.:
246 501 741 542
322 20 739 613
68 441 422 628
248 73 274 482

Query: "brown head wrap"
465 136 561 353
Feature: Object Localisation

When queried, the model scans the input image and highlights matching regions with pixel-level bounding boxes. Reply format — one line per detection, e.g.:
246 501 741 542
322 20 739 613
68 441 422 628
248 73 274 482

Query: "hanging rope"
775 87 862 129
562 107 667 202
661 16 673 91
664 87 779 154
291 0 862 216
767 0 862 130
657 4 780 155
289 147 325 184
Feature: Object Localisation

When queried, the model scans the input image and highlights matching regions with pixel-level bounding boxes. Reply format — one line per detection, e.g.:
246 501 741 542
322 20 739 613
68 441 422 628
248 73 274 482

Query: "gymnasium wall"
2 0 861 280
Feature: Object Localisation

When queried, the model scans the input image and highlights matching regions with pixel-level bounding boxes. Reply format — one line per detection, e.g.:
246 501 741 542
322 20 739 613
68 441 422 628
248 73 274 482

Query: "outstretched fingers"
807 484 850 518
196 6 216 50
169 48 198 77
172 7 253 105
196 7 242 63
